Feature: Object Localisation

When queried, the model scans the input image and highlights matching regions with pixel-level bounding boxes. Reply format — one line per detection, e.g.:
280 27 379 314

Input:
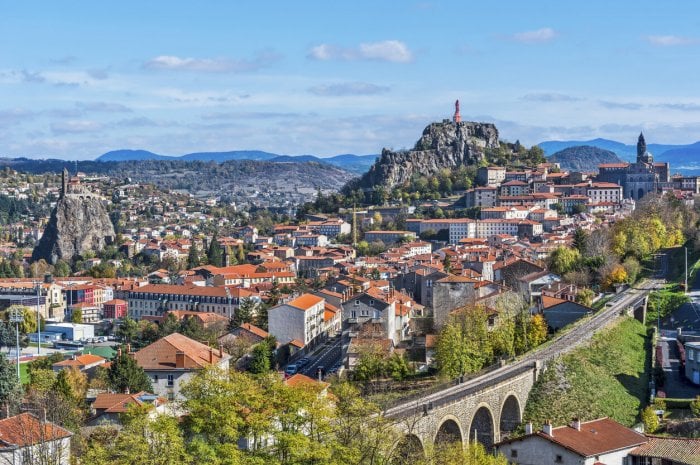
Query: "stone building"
597 133 670 200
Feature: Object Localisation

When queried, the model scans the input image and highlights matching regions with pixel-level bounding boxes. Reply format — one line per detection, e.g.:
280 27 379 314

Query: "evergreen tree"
233 297 257 327
108 350 153 393
207 233 223 267
186 241 200 269
248 343 271 374
0 353 22 409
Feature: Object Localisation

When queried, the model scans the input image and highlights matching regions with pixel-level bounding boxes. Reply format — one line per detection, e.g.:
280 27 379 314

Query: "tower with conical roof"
637 132 653 164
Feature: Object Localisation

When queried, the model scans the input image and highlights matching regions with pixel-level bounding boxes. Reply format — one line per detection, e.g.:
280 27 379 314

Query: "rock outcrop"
354 120 499 190
32 194 115 264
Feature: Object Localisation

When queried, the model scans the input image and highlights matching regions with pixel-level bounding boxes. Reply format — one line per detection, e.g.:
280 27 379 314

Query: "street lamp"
9 307 23 381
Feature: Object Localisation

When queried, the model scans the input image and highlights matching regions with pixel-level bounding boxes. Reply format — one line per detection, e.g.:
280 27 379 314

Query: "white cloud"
307 40 413 63
308 82 390 96
144 51 280 73
646 35 696 46
51 120 103 134
511 28 558 43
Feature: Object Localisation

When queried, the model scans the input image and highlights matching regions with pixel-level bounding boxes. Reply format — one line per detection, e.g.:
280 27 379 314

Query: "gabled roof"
0 413 72 448
630 436 700 465
92 391 165 413
497 418 647 458
53 353 106 368
133 332 229 371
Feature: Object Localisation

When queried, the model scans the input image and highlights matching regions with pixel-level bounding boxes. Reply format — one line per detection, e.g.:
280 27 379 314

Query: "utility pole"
685 246 688 293
9 307 23 381
35 282 41 355
352 204 358 247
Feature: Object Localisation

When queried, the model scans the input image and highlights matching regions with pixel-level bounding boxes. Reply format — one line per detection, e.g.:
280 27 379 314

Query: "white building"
0 413 72 465
268 294 326 349
495 418 647 465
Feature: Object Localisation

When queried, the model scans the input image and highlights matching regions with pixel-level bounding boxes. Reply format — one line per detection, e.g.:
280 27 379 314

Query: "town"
0 103 696 464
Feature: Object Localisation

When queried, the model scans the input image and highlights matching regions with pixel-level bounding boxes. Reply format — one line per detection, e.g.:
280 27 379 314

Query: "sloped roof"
133 332 229 371
53 353 105 368
0 413 72 448
630 436 700 465
287 294 324 311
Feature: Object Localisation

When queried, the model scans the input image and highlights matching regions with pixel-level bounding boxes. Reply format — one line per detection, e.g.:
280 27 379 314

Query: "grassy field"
523 318 650 427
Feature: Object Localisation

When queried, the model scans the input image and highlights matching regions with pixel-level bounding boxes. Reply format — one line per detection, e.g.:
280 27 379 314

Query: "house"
494 418 647 465
132 332 231 400
0 413 72 465
627 436 700 464
268 294 327 350
103 299 128 319
540 295 592 332
87 391 167 427
52 353 106 375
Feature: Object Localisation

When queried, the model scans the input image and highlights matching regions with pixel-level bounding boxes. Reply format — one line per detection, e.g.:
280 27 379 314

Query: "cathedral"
597 132 670 200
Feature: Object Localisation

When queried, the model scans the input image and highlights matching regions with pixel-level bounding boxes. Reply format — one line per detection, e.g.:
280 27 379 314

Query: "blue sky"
2 0 700 159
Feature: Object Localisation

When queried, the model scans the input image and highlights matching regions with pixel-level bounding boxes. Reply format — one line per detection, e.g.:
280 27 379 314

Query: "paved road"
658 333 699 398
384 278 664 419
302 336 343 379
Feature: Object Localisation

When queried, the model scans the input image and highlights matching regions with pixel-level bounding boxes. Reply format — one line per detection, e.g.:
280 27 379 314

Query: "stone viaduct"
383 284 651 458
386 361 540 456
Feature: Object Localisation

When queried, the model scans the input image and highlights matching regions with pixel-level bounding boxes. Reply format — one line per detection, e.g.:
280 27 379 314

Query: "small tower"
453 99 461 123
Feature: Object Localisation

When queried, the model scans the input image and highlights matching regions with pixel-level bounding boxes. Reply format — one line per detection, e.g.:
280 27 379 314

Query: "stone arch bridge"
383 280 655 458
384 361 540 455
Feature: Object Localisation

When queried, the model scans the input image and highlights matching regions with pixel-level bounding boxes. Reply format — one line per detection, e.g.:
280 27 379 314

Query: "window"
153 375 159 383
354 300 359 306
555 455 562 463
690 349 695 361
510 449 517 458
167 374 174 387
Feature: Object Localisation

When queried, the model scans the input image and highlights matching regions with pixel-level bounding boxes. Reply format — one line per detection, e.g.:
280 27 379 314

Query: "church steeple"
637 132 646 160
637 131 653 164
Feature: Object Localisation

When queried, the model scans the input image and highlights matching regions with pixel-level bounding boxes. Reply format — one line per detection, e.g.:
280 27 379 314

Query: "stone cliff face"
356 120 499 190
32 195 115 264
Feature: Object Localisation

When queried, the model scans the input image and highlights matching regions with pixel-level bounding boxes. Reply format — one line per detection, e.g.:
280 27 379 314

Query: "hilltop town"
0 107 698 464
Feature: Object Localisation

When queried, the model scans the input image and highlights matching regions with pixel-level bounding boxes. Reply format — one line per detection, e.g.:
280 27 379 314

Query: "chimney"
41 408 47 422
175 350 185 369
524 422 533 435
571 417 581 431
542 420 553 437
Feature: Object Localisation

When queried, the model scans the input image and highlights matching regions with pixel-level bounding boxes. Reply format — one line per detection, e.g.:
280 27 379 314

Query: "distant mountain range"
538 138 700 173
96 149 378 174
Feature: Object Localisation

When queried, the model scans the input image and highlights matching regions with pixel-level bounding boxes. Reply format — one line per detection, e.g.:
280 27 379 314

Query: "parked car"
284 364 298 377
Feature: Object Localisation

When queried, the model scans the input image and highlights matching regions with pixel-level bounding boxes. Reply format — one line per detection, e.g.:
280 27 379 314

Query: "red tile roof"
287 294 324 311
0 413 72 447
133 332 229 371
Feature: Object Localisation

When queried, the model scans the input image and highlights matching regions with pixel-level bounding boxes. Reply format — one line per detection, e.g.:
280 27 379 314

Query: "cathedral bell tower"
637 132 653 164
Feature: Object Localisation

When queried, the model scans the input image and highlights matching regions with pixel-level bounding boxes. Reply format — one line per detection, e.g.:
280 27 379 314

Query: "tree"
435 306 493 378
548 246 581 275
573 228 588 254
576 288 595 307
117 317 138 343
158 312 180 338
234 297 258 327
207 233 224 267
248 343 271 374
187 241 201 269
528 314 548 347
0 352 22 410
53 259 71 277
107 350 153 393
71 307 83 324
602 265 628 290
641 405 659 433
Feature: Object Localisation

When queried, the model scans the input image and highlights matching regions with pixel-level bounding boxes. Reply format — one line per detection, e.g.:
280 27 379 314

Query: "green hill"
548 145 625 172
524 318 650 427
